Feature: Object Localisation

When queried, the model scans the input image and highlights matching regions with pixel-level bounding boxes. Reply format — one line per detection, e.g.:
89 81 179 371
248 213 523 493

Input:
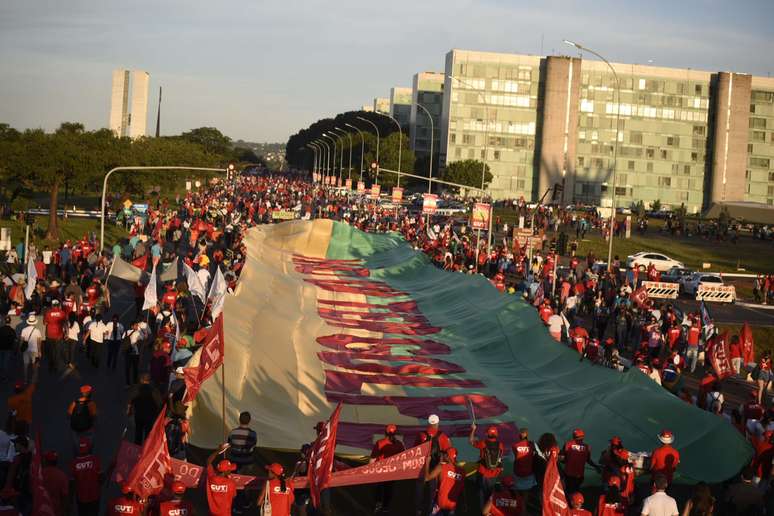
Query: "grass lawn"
0 216 127 250
493 207 774 274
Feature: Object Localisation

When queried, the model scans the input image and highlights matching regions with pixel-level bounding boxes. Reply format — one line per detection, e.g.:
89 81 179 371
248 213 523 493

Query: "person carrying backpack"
415 414 451 516
165 411 189 460
469 424 505 510
67 385 97 452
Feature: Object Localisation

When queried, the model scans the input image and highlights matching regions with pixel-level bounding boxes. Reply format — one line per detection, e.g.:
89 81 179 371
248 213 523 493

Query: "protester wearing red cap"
416 414 452 515
67 385 97 452
596 476 626 515
424 447 465 516
159 481 193 516
258 463 294 516
469 423 505 510
370 424 405 513
509 427 537 508
106 484 142 516
206 443 238 516
482 476 524 516
70 437 102 516
650 430 680 485
559 428 600 494
41 451 69 516
569 491 592 516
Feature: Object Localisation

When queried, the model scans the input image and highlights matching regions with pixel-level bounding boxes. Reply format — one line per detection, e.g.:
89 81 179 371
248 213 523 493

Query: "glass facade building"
748 88 774 205
389 87 413 129
409 72 444 160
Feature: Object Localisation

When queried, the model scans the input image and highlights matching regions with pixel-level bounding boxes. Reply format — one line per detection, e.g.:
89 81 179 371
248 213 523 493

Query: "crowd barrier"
641 281 679 299
696 284 736 303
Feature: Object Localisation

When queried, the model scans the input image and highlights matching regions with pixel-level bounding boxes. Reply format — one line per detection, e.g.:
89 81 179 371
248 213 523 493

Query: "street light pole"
317 139 331 179
321 133 337 184
371 112 403 187
346 123 366 181
564 39 621 271
415 103 435 194
330 128 348 185
311 142 322 177
306 144 317 175
356 116 380 183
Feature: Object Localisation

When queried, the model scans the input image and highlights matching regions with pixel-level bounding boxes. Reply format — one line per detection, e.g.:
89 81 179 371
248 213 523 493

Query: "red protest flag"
307 403 343 509
131 255 148 270
31 433 56 516
630 286 653 310
184 314 225 402
542 449 570 516
707 331 734 380
125 408 173 499
741 322 755 365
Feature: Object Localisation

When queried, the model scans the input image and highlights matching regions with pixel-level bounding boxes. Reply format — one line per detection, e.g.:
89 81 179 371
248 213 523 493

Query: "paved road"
674 299 774 326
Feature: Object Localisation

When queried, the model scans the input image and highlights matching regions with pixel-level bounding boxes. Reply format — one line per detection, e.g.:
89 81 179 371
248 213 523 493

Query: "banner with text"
471 203 491 230
422 194 438 215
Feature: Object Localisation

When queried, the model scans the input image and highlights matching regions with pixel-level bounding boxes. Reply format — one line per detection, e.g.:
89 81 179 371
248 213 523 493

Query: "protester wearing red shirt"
107 485 142 516
650 430 680 485
569 492 592 516
666 322 681 350
42 452 69 516
510 427 536 509
596 476 626 515
206 444 238 516
424 447 465 515
744 391 765 423
370 424 405 513
44 300 67 372
70 438 102 516
482 476 524 516
570 326 589 354
159 482 193 516
560 428 599 494
469 424 505 510
258 463 294 516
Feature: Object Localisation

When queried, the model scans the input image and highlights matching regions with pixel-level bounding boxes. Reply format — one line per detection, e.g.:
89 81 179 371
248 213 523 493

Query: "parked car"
661 266 694 284
626 252 684 272
680 272 724 295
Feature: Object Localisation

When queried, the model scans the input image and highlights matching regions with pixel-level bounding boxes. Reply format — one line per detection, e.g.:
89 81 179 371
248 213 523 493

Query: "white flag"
208 266 227 319
183 263 206 303
143 264 158 311
24 257 36 300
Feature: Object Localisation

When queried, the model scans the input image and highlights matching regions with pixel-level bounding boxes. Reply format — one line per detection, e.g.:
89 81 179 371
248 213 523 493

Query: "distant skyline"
1 0 772 143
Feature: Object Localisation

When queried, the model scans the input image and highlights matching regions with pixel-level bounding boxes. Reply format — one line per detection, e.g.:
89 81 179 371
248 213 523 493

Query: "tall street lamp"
306 144 318 175
371 112 403 187
335 128 354 181
326 131 344 186
564 39 621 271
331 128 350 184
310 142 323 177
321 133 338 182
415 103 435 194
316 138 331 179
345 123 366 181
356 116 380 183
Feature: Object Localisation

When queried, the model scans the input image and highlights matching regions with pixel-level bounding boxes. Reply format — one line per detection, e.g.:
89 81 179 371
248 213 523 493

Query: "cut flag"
308 403 342 509
700 300 715 341
533 281 544 307
707 331 733 380
740 322 755 365
32 433 56 516
24 256 36 300
630 286 653 310
142 264 158 311
542 449 570 515
208 266 227 319
125 407 173 499
184 314 224 402
184 262 207 303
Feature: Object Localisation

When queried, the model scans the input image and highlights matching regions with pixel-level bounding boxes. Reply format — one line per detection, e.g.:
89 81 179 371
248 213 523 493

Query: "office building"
361 104 374 112
439 49 774 211
108 69 150 138
389 87 412 128
410 72 444 162
373 97 390 114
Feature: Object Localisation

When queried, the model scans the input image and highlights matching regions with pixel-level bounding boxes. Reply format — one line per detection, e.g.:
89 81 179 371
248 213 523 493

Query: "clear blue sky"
1 0 772 143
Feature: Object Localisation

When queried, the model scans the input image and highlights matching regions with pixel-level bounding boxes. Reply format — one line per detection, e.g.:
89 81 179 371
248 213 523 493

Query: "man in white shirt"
19 313 42 384
196 266 211 293
641 474 679 516
547 310 564 342
104 314 125 372
82 315 107 369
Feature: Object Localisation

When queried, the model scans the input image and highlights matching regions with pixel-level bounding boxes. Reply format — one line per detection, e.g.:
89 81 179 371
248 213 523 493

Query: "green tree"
180 127 232 155
651 199 661 212
442 159 492 193
633 200 646 220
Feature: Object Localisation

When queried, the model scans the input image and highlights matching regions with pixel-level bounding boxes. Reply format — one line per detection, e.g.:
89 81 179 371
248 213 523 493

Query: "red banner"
184 314 224 402
131 255 147 269
370 184 381 200
32 433 56 516
741 322 755 365
707 331 733 380
391 187 404 204
542 450 570 515
308 403 342 508
328 442 428 487
125 410 173 499
630 286 653 310
471 203 491 230
422 194 438 215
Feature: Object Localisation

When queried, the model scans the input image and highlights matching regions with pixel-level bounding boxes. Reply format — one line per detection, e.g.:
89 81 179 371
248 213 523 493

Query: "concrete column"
709 72 751 203
537 56 581 203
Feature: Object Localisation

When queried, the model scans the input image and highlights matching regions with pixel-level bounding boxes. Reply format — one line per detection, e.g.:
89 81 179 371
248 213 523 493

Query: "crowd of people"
0 171 770 515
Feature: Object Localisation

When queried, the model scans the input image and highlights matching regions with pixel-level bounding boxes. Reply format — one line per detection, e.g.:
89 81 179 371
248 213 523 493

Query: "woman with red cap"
106 484 142 516
650 430 680 485
370 424 405 513
596 476 625 515
469 423 504 510
206 443 238 516
159 481 193 516
424 447 465 516
569 492 592 516
258 463 294 516
559 428 600 494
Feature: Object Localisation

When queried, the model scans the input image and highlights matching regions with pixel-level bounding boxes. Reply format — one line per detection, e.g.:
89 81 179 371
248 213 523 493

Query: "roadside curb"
737 302 774 311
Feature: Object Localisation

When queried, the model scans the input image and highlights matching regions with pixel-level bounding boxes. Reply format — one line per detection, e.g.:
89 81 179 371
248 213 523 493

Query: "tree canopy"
442 159 492 193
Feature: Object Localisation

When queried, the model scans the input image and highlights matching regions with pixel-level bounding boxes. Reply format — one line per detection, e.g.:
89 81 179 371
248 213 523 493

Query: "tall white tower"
108 69 150 138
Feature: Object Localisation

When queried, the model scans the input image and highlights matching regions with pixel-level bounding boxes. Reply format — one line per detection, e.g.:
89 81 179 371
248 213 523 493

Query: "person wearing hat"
168 366 188 412
0 316 15 381
159 481 193 516
568 491 591 516
559 428 600 494
650 430 680 485
510 427 537 507
7 381 35 427
106 484 142 516
423 447 465 516
596 476 625 515
41 451 69 516
43 298 67 373
67 385 97 451
19 313 42 384
416 414 452 515
258 463 294 516
70 437 102 516
482 476 524 516
370 424 405 513
469 423 505 510
206 443 238 516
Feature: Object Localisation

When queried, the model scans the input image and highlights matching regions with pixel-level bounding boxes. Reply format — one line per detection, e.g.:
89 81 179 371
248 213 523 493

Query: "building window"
578 157 585 166
516 179 526 190
746 170 751 179
666 136 675 146
646 148 655 159
455 148 462 158
493 150 501 160
769 172 774 181
615 187 628 196
467 149 475 159
750 118 767 129
749 144 754 153
481 149 486 159
751 104 756 113
647 162 654 172
752 131 766 142
691 152 699 162
680 191 689 201
751 157 771 168
769 186 774 196
450 133 456 143
661 150 668 160
684 165 691 175
693 125 705 136
630 132 642 144
582 183 594 194
659 177 672 187
695 84 702 95
580 99 594 113
628 160 635 170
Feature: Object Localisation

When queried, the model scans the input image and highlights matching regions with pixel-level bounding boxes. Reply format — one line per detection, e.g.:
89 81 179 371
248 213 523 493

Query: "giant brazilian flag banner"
189 220 750 483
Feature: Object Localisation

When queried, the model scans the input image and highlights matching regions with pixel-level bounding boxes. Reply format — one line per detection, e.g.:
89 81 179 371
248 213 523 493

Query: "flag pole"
221 358 226 441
